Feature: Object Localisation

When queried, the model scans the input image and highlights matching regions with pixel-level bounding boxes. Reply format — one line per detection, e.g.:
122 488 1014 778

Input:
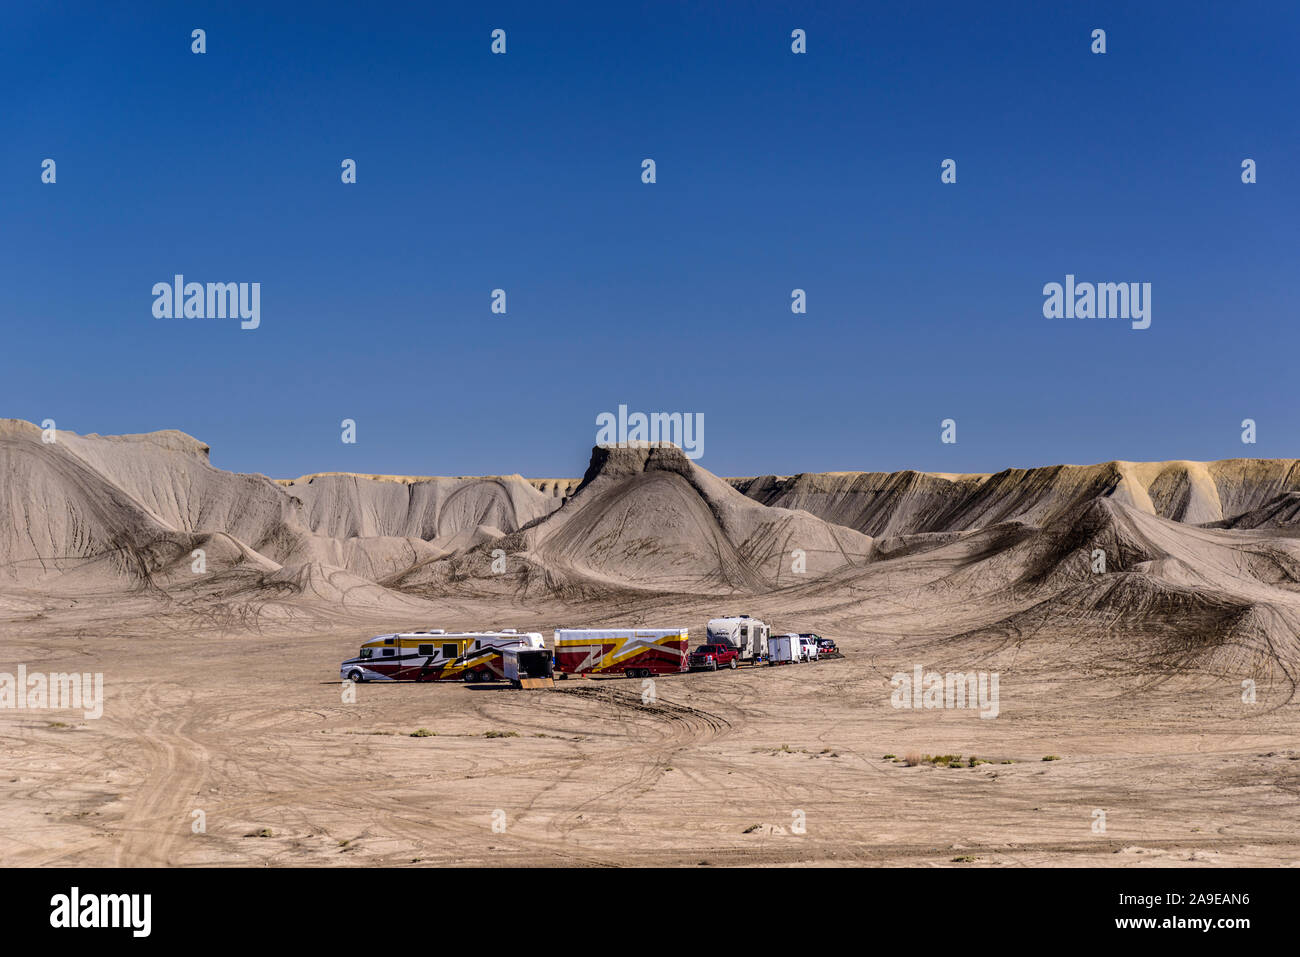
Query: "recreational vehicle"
553 628 689 678
706 615 770 662
340 630 544 683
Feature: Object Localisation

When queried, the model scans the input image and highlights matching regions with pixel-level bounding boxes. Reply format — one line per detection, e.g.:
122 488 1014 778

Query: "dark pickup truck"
805 634 838 656
688 643 739 671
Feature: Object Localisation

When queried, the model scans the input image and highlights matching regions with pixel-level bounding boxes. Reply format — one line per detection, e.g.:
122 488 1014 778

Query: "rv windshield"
359 648 373 659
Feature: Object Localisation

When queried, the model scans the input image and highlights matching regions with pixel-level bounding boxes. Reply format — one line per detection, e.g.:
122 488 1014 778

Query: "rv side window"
384 638 394 645
382 649 395 657
418 644 434 656
442 643 458 658
359 648 373 659
476 640 482 649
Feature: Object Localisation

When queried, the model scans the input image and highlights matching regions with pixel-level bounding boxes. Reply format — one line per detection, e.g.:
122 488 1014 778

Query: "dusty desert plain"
1 418 1298 867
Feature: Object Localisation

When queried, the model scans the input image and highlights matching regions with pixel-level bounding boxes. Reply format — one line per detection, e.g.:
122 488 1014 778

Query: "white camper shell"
706 616 770 662
768 633 801 665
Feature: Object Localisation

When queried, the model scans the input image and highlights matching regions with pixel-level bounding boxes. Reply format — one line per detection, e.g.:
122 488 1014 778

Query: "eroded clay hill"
0 420 561 599
730 459 1300 536
4 418 1300 677
513 445 873 594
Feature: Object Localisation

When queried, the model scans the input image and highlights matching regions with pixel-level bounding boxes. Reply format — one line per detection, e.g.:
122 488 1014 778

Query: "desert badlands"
1 417 1298 867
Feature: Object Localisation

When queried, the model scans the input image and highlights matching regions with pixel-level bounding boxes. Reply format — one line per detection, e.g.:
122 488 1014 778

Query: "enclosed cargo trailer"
553 628 689 678
504 646 555 689
768 633 801 665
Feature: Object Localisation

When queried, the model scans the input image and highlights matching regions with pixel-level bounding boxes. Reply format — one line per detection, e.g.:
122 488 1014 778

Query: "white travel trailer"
706 616 770 662
768 633 800 665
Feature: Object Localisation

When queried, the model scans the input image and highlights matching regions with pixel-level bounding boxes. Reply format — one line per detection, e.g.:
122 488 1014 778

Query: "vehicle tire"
729 658 738 670
710 661 718 671
346 669 364 683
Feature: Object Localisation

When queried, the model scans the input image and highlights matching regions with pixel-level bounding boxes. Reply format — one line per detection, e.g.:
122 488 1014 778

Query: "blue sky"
3 1 1297 478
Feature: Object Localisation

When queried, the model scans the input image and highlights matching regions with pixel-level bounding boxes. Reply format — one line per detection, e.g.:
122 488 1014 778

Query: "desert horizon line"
3 417 1293 487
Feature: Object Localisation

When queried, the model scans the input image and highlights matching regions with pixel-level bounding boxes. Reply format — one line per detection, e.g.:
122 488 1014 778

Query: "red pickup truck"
689 643 739 671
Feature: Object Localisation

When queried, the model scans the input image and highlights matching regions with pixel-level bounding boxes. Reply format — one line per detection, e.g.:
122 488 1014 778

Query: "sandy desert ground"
1 419 1298 867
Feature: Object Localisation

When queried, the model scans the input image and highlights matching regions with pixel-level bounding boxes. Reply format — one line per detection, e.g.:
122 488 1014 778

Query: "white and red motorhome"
553 628 689 678
340 629 545 683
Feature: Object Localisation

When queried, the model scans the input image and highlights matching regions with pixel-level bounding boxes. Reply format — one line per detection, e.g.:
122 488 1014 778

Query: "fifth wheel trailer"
706 616 770 662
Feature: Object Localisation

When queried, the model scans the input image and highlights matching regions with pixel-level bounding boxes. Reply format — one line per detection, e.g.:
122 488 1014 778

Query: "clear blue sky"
3 1 1297 478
